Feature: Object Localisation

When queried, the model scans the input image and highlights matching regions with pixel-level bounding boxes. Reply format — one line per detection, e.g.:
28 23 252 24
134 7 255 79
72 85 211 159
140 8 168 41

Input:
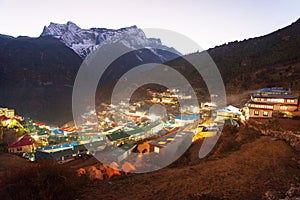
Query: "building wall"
151 123 164 134
9 144 34 153
6 109 15 118
175 119 194 127
273 104 298 112
0 108 15 118
154 146 160 153
252 97 298 105
249 109 272 118
0 108 6 116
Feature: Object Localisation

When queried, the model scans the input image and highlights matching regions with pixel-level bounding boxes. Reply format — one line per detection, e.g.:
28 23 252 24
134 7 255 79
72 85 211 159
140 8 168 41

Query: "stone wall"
261 130 300 151
248 121 300 151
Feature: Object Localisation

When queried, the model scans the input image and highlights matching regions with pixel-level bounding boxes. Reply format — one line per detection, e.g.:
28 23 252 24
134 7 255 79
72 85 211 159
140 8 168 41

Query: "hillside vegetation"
167 19 300 95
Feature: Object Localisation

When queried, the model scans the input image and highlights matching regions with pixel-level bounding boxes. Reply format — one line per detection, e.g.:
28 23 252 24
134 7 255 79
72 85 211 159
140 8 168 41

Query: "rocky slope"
41 21 180 60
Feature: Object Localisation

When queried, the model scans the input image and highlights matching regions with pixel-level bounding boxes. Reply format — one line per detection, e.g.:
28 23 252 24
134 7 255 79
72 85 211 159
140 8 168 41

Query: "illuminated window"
154 146 160 153
254 110 259 116
263 111 268 116
167 138 174 141
287 99 295 103
267 98 284 103
158 141 166 145
280 106 287 110
249 104 273 109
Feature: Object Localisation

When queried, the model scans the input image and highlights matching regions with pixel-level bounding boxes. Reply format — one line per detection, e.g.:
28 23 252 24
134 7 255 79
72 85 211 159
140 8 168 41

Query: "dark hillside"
167 19 300 95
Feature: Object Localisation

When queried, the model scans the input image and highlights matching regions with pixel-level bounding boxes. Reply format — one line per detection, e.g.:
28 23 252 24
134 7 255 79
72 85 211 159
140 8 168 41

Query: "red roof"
60 127 75 132
33 122 46 126
8 135 34 148
0 116 10 121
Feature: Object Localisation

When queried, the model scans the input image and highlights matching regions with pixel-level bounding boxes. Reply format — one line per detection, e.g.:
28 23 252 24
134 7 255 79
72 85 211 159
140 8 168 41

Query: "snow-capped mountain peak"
41 22 180 59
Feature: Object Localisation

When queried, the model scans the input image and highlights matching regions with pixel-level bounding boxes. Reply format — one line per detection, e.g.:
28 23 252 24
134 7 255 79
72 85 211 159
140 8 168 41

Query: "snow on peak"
41 22 180 59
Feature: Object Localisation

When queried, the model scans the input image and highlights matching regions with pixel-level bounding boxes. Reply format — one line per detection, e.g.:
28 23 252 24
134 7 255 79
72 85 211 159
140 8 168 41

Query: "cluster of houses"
149 88 192 105
2 87 299 165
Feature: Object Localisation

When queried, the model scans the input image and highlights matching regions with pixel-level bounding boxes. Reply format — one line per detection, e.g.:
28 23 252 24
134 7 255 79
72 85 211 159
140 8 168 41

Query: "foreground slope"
78 127 300 200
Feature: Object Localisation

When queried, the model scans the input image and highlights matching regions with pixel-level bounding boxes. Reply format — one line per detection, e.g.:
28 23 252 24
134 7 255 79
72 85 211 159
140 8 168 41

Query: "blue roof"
36 147 43 152
52 129 64 134
61 143 69 148
256 88 288 94
253 93 298 99
175 115 199 120
69 141 79 146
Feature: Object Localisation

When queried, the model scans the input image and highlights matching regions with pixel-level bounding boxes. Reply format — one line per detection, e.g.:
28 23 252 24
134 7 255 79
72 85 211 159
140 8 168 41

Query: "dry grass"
77 125 299 200
0 160 88 200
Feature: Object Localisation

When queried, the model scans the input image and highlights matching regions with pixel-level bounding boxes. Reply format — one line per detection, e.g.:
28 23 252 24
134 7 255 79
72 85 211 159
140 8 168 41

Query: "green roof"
106 130 129 141
103 127 113 132
36 149 75 159
125 120 163 136
106 120 163 141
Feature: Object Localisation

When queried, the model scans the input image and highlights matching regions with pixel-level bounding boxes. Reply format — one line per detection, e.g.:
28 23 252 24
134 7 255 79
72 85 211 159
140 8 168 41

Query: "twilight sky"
0 0 299 51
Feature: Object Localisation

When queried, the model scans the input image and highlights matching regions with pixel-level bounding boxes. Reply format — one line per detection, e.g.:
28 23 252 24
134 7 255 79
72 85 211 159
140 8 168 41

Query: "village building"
106 130 130 146
106 120 165 145
106 143 136 162
8 135 35 154
0 116 11 126
174 115 199 127
126 120 164 141
216 105 243 121
0 107 15 118
149 131 193 154
246 88 299 118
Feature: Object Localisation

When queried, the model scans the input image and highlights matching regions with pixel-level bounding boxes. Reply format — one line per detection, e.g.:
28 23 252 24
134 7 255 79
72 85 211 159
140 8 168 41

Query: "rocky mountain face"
41 21 180 60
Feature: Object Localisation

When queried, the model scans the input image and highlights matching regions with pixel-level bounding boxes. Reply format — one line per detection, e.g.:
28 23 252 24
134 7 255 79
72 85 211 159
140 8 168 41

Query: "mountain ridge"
41 21 180 59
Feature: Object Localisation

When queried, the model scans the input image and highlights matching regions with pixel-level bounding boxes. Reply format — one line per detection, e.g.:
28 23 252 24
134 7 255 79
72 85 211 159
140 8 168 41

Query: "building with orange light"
246 88 299 118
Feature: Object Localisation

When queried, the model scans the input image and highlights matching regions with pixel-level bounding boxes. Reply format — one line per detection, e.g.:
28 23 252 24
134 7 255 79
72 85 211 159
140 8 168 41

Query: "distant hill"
209 18 300 92
0 35 82 125
166 18 300 95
